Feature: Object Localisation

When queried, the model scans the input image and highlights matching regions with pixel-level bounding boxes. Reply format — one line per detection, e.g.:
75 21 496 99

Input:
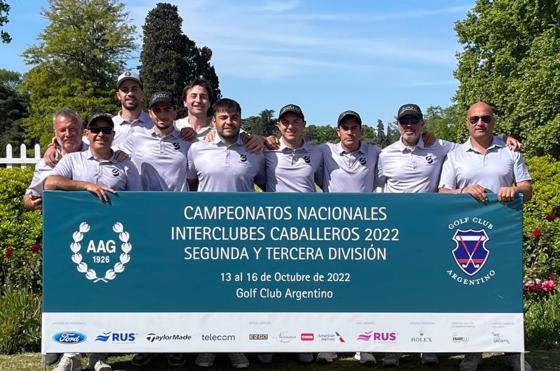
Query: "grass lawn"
0 351 558 371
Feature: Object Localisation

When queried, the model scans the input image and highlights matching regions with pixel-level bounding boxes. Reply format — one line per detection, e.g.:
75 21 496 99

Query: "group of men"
25 71 532 371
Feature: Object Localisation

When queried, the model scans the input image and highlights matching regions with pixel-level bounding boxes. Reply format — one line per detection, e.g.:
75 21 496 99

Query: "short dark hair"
212 98 241 116
182 78 213 103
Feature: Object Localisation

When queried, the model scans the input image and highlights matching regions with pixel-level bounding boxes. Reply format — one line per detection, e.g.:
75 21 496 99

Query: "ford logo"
53 332 87 344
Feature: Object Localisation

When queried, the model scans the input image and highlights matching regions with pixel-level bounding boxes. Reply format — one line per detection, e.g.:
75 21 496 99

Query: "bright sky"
1 0 474 125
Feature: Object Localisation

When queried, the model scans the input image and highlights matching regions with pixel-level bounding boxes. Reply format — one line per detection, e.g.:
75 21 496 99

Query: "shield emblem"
452 229 490 276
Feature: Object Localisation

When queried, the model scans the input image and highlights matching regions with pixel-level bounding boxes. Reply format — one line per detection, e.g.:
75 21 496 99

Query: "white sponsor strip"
43 312 524 353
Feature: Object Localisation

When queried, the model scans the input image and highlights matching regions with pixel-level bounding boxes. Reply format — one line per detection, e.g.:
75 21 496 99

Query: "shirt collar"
336 141 366 155
85 148 116 163
279 138 309 152
149 127 181 139
464 136 504 153
212 133 244 147
396 136 424 153
114 111 152 126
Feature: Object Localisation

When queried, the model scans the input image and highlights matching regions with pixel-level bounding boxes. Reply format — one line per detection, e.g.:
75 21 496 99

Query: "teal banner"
43 192 523 314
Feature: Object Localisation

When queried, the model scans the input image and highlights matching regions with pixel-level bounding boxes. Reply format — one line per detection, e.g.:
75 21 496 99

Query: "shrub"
0 167 43 293
0 288 41 354
524 275 560 349
523 156 560 279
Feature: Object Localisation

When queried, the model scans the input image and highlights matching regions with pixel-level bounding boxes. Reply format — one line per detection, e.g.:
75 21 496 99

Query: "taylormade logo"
146 333 191 342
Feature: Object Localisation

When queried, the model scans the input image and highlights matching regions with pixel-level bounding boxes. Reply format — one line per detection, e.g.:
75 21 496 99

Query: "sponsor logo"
173 142 180 150
146 333 192 343
249 334 268 340
317 332 345 343
201 334 236 342
303 155 311 164
239 154 247 163
359 157 367 166
492 332 510 344
95 332 136 343
276 332 297 344
452 333 469 344
69 222 132 284
301 333 314 341
53 332 87 344
357 331 397 343
452 229 490 276
425 155 433 164
410 329 432 343
111 168 120 177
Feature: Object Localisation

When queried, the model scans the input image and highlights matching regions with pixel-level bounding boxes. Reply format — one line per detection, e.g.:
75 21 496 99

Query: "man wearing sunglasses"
438 102 532 371
45 114 142 203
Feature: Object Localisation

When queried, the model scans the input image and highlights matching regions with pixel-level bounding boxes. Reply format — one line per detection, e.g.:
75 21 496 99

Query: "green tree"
0 0 11 43
140 3 220 114
374 119 389 148
454 0 560 158
0 70 27 155
242 109 277 136
19 0 135 146
423 105 463 142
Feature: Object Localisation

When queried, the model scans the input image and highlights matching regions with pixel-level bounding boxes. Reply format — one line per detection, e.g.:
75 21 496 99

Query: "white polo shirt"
112 111 153 148
438 136 532 192
320 141 381 193
187 135 265 192
51 148 142 191
174 116 214 139
26 144 89 197
377 137 458 193
264 139 322 192
122 127 191 191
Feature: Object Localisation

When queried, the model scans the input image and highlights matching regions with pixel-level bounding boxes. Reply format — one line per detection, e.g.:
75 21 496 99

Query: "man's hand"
23 194 42 210
241 133 265 153
44 142 62 167
497 186 517 203
84 183 116 203
180 127 197 142
421 131 436 147
504 135 522 151
264 136 279 150
114 150 130 162
203 130 216 142
462 184 488 203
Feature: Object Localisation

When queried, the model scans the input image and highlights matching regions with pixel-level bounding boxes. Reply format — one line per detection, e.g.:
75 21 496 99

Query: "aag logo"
53 332 87 344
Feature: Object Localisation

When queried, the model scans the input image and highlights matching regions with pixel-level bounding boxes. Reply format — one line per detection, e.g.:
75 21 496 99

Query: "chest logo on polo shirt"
69 222 133 284
111 168 120 177
240 154 248 163
303 155 311 164
425 155 433 164
359 157 367 166
172 142 180 150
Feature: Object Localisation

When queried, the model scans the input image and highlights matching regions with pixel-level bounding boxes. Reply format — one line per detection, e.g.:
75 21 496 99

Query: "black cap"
149 92 175 109
279 104 304 120
87 113 114 128
397 104 423 120
337 110 362 126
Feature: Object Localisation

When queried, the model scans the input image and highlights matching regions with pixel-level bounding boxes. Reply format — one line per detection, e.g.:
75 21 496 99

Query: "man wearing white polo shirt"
438 102 532 371
320 110 381 193
121 92 190 192
187 98 263 369
44 114 141 371
262 104 322 193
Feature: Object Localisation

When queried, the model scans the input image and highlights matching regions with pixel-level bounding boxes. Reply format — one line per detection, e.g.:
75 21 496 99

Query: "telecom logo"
95 332 136 343
201 334 236 342
53 332 87 344
69 222 132 283
357 331 397 343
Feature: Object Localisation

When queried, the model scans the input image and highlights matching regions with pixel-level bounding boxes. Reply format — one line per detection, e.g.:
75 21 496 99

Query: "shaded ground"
0 351 558 370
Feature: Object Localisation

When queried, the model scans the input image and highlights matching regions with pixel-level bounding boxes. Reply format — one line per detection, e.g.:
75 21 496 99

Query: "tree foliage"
423 105 463 143
454 0 560 158
139 3 220 113
19 0 135 146
0 0 11 43
0 70 27 155
242 109 276 137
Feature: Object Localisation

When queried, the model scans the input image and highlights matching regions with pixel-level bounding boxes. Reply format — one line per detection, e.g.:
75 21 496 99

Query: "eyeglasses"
279 119 305 127
88 127 113 135
399 118 422 125
468 115 492 125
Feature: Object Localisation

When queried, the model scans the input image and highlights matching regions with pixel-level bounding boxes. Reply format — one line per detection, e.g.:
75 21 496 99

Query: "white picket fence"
0 143 42 168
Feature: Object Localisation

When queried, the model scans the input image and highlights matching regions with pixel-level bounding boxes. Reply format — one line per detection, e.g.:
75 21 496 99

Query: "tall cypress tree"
140 3 220 112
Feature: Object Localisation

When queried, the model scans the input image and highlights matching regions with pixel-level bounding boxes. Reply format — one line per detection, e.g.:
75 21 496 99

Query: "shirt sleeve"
186 145 198 181
314 146 324 189
124 161 143 191
253 153 267 187
512 151 532 183
51 154 74 179
438 154 458 189
26 161 52 196
375 155 387 189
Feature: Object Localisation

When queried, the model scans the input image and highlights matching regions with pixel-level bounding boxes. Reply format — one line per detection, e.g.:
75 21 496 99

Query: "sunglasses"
468 115 492 125
399 118 422 125
88 127 113 135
